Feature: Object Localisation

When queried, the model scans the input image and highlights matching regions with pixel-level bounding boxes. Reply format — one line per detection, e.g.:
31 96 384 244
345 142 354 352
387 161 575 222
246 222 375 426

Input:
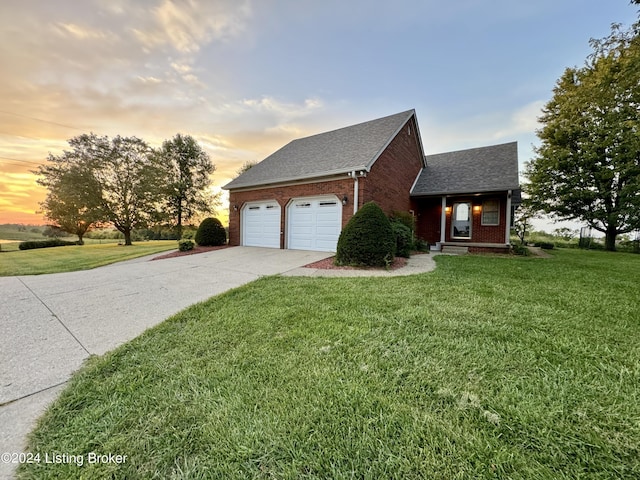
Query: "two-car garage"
241 196 342 252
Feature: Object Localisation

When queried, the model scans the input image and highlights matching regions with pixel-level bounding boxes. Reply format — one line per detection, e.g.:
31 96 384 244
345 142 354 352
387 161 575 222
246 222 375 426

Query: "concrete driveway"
0 246 331 479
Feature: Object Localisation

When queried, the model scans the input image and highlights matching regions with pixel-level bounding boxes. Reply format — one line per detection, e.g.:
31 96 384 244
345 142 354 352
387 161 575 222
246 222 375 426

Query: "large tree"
37 133 166 246
92 135 166 245
525 22 640 250
157 134 216 237
35 139 105 244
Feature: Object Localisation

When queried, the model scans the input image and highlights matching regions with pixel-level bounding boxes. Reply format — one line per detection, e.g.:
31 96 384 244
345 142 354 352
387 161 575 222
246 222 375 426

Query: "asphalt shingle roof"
223 110 416 190
411 142 520 196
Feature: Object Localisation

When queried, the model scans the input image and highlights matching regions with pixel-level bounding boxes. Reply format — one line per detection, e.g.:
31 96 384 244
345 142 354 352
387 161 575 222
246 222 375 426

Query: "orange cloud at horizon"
0 159 48 225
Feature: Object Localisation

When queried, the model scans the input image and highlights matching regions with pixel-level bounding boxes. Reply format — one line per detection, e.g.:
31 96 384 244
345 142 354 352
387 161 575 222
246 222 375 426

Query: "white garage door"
242 201 281 248
287 196 342 252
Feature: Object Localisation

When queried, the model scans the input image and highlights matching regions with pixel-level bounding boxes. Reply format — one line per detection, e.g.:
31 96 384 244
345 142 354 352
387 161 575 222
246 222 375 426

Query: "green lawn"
19 249 640 479
0 241 177 276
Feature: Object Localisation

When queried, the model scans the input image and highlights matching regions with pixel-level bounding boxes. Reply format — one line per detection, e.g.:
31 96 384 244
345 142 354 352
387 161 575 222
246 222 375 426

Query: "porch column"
505 190 512 245
440 196 446 244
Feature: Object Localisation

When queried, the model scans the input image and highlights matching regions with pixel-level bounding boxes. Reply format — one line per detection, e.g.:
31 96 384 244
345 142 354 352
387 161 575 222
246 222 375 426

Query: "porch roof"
410 142 519 197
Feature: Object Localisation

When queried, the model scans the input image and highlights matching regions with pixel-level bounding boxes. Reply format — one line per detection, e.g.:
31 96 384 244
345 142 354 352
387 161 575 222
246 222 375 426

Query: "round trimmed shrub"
335 201 395 267
194 218 227 246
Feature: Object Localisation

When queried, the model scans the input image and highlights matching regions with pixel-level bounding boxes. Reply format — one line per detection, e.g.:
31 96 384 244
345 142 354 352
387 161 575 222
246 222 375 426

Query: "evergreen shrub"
335 201 395 267
389 210 416 231
178 239 195 252
391 221 413 258
195 218 226 246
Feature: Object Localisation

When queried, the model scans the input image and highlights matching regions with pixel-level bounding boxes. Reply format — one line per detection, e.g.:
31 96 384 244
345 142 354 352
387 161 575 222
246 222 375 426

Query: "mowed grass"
19 249 640 479
0 241 177 276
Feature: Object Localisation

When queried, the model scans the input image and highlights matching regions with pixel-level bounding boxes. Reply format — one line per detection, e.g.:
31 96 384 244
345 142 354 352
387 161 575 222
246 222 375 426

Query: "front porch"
412 192 515 252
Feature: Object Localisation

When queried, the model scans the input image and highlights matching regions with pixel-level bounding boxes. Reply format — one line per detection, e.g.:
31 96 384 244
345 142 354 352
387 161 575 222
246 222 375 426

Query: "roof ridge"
425 141 517 158
290 109 415 143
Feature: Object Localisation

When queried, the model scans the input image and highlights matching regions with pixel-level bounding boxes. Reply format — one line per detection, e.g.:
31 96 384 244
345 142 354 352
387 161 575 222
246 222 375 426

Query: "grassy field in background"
0 226 47 251
0 241 177 276
19 249 640 479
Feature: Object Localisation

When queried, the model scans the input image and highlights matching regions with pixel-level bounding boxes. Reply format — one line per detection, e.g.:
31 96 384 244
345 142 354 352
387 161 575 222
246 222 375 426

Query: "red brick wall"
361 116 424 215
413 197 442 244
414 195 508 245
227 178 353 247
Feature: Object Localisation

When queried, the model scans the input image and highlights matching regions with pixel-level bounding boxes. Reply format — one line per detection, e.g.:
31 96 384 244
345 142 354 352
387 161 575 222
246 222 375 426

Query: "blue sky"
0 0 637 225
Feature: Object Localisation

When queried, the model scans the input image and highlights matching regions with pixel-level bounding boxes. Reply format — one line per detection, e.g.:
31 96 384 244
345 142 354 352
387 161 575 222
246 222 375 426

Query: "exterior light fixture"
233 204 238 212
342 195 348 206
445 206 452 214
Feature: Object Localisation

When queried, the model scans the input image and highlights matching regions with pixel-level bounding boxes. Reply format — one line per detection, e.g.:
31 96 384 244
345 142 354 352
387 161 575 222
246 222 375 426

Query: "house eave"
224 169 365 192
410 186 520 198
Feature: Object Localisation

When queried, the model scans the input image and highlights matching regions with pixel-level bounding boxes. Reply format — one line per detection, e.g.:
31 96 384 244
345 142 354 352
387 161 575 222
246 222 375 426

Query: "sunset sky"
0 0 637 226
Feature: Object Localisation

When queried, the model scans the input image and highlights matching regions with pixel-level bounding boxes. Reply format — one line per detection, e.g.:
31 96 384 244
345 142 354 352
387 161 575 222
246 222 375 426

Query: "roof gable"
411 142 520 196
224 110 419 190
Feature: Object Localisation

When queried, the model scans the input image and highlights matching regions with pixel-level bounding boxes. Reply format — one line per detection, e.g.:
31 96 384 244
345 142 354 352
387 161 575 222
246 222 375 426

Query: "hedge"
19 239 80 250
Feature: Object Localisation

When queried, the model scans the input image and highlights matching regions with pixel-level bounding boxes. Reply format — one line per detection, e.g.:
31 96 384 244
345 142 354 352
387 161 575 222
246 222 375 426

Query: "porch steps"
441 245 469 255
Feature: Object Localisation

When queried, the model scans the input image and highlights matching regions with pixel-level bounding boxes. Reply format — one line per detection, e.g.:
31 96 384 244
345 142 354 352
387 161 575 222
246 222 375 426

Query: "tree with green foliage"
525 22 640 251
157 134 217 237
37 133 166 246
35 140 105 244
511 203 536 245
335 201 395 267
235 160 258 177
95 135 166 245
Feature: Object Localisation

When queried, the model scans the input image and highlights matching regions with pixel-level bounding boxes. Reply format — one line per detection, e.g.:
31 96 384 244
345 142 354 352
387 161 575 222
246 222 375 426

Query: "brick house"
223 110 520 253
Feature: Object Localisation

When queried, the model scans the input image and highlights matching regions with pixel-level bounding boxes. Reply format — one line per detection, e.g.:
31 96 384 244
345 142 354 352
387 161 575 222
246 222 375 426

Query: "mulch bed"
151 244 231 260
304 256 407 270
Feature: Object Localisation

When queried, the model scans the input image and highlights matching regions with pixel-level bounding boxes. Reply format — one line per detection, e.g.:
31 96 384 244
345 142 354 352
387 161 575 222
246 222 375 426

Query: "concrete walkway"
0 246 331 479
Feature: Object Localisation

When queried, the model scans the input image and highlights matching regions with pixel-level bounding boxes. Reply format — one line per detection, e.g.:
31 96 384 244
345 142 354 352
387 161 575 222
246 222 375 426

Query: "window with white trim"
451 202 471 239
482 200 500 226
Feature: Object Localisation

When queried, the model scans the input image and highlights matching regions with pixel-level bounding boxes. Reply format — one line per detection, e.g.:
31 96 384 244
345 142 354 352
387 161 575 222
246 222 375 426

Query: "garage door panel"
316 226 337 236
242 201 281 248
318 216 338 223
287 196 341 252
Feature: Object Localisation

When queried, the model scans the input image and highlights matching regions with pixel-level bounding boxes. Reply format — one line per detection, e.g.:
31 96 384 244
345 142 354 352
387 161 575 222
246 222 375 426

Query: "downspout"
505 190 512 246
351 171 359 214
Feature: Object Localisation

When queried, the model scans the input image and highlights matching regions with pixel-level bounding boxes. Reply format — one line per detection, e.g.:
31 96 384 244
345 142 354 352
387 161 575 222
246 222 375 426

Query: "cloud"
134 0 252 53
492 100 544 140
0 169 45 222
241 96 324 117
53 22 115 41
171 62 192 74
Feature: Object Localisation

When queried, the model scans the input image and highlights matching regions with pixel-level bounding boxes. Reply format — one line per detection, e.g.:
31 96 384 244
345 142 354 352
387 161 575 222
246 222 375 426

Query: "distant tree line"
35 133 217 245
